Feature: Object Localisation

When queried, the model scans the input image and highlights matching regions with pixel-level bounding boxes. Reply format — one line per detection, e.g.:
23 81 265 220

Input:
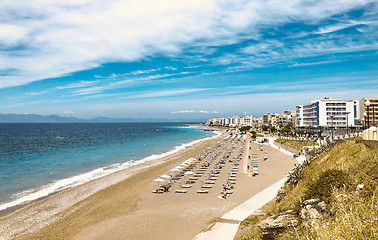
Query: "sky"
0 0 377 120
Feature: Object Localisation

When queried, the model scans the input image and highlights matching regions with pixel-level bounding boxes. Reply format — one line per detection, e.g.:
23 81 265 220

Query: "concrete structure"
362 126 378 141
296 98 356 129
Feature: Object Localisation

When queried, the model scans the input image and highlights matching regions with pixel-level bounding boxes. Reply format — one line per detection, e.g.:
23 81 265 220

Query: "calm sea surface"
0 123 215 209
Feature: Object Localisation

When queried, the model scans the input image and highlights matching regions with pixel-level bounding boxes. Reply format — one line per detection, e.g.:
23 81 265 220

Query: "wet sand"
0 134 296 240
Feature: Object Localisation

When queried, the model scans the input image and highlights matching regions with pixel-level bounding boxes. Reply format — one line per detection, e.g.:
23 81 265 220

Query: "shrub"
239 126 252 132
305 169 349 202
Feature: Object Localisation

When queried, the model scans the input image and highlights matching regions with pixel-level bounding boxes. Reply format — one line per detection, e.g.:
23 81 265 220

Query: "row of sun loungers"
153 136 243 195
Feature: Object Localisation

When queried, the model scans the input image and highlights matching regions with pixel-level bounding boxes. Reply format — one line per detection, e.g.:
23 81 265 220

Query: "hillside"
235 138 378 239
0 113 206 123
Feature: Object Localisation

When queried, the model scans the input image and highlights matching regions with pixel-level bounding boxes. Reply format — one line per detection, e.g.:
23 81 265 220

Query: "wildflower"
338 233 346 238
354 225 358 228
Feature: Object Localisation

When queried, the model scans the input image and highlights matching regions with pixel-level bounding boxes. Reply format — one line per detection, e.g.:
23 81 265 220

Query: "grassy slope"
275 139 314 151
235 138 378 240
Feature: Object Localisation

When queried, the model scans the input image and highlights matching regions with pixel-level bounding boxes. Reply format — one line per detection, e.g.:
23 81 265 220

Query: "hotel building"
296 98 356 129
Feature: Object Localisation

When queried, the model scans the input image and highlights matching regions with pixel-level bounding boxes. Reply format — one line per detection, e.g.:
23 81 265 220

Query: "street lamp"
345 112 350 136
365 99 371 128
363 112 367 130
330 115 334 141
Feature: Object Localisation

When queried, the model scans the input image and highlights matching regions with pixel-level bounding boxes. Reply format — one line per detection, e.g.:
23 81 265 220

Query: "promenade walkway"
194 137 303 240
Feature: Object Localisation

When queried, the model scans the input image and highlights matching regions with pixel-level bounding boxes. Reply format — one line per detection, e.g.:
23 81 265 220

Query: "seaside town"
0 1 377 240
205 97 377 140
0 97 377 240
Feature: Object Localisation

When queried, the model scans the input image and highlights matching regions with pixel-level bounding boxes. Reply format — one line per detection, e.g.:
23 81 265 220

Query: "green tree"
282 122 293 133
239 126 252 132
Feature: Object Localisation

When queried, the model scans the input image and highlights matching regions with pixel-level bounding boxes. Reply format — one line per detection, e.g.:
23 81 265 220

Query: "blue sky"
0 0 377 119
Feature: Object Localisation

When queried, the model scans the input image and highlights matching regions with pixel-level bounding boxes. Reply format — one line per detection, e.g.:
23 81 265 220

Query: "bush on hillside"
305 169 349 202
239 126 252 132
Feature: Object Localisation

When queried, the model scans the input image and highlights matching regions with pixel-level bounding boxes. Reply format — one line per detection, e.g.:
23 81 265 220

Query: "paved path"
266 136 306 164
193 178 286 240
242 137 250 174
193 137 305 240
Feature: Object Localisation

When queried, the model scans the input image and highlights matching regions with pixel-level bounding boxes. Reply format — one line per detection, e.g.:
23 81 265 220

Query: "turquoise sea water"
0 123 216 210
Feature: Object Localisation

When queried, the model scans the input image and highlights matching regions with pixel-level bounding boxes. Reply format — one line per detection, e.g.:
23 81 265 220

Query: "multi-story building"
263 113 277 126
205 115 262 128
355 98 378 127
296 98 356 129
242 115 263 128
277 110 296 129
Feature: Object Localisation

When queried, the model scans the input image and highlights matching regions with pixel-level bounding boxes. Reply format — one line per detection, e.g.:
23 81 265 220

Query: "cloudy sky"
1 0 377 119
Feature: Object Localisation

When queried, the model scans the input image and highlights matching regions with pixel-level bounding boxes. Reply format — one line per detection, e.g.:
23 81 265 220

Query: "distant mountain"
0 113 206 123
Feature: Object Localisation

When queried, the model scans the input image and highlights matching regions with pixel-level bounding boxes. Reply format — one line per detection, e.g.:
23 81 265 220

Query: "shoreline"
0 126 220 216
0 131 296 240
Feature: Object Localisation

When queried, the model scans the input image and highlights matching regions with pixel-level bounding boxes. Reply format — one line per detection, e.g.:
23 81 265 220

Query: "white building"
296 98 356 129
205 115 262 128
263 113 277 126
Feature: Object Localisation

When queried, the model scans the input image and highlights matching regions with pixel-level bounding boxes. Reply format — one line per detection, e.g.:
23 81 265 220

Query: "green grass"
235 138 378 240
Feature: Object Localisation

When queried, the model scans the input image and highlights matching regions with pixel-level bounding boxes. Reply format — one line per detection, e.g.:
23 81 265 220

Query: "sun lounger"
180 184 192 188
204 180 215 184
188 177 198 180
201 184 212 188
208 177 217 180
175 189 187 193
197 190 209 194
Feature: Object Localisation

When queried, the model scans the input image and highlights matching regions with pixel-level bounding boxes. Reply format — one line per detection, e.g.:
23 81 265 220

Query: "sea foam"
0 130 221 212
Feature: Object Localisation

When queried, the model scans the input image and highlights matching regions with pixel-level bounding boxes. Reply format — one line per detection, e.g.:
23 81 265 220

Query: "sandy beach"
0 132 296 240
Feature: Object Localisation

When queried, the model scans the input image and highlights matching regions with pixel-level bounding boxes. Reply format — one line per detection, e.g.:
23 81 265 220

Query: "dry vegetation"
275 139 314 151
235 138 378 239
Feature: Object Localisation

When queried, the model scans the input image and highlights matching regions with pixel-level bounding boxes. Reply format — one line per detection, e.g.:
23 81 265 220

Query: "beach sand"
0 133 296 240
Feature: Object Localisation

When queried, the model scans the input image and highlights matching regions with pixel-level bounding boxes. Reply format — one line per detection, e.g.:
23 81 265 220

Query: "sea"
0 123 217 211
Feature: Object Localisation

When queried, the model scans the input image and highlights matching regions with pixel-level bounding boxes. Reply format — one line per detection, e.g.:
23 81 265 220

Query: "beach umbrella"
184 171 194 175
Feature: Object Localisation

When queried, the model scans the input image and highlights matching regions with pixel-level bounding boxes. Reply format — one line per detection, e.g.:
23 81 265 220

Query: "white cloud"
56 80 99 89
171 110 196 114
25 90 48 96
315 20 368 34
63 111 75 114
0 24 28 46
122 88 208 99
0 0 377 88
